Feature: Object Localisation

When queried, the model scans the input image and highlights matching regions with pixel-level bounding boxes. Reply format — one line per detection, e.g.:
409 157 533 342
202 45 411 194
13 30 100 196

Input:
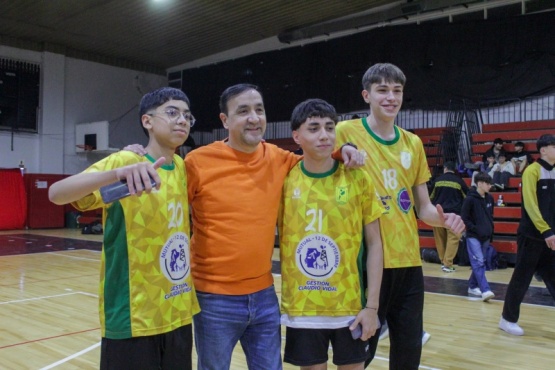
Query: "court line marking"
0 249 101 259
38 341 101 370
46 251 100 261
0 328 99 350
0 291 97 305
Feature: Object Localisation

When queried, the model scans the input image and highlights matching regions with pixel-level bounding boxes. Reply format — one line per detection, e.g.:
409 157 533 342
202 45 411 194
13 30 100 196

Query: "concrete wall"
0 45 167 174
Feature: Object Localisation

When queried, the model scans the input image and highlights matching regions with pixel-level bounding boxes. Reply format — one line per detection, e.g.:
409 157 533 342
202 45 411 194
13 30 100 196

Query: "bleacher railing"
190 94 555 146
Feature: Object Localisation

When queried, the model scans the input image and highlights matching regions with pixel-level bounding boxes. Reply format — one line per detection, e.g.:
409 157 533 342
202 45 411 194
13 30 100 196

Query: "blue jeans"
194 285 282 370
466 237 491 293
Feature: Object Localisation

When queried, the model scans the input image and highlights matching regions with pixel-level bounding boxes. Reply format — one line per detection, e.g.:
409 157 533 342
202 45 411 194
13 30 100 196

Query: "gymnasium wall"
179 11 555 132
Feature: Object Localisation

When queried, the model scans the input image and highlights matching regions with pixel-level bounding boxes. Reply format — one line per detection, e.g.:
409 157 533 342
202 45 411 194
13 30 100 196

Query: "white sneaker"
482 291 495 301
422 331 431 346
468 287 482 296
499 317 524 336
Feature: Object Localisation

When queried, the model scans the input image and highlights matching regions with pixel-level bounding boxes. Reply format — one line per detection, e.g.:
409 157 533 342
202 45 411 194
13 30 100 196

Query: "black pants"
366 266 424 370
100 324 192 370
502 235 555 323
492 171 512 187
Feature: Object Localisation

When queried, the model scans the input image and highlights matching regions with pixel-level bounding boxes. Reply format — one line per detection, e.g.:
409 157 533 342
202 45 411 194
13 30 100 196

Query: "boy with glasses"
49 87 199 369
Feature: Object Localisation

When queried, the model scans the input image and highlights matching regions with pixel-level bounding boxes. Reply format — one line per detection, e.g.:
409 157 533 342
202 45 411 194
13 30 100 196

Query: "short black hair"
290 98 338 131
443 161 456 172
537 134 555 151
139 87 190 137
475 172 492 184
219 83 261 115
515 141 524 147
494 138 504 144
498 150 507 158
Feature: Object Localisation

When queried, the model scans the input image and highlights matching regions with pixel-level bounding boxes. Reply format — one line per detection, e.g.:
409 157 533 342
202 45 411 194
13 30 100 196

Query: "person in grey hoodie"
460 172 496 302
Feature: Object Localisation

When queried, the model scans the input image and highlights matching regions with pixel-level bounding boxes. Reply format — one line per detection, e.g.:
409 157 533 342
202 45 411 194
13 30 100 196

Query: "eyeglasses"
148 108 196 127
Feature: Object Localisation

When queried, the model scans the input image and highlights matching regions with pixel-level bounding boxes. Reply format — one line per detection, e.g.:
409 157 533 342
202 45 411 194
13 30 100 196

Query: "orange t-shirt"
185 140 300 295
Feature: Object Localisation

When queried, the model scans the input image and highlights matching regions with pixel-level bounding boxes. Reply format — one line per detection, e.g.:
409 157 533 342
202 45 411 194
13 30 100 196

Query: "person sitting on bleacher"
489 151 514 191
510 141 533 176
470 153 496 187
466 137 504 175
483 138 505 163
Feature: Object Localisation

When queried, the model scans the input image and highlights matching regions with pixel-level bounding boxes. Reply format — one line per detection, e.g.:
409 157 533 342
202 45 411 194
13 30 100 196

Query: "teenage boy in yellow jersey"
279 98 384 369
49 87 200 370
336 63 465 370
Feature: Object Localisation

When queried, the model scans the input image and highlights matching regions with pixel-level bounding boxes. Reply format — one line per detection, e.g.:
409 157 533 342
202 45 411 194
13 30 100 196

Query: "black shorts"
100 324 192 370
284 326 372 366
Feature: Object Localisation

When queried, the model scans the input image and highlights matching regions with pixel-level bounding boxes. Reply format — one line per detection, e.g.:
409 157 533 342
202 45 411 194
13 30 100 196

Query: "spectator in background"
500 134 555 336
471 153 496 187
430 161 469 272
489 151 514 190
461 172 496 302
484 138 505 163
466 138 504 179
511 141 533 176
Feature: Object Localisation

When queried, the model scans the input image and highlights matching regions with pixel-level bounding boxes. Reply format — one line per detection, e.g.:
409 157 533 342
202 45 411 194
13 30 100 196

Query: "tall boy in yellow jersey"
335 63 465 370
49 87 200 370
279 98 384 369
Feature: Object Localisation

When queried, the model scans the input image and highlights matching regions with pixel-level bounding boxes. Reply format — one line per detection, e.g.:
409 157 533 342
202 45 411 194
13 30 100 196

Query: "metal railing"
191 94 555 146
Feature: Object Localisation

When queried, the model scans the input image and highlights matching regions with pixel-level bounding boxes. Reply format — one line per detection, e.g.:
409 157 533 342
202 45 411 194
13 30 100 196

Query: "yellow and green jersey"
336 118 431 268
278 161 383 317
73 152 200 339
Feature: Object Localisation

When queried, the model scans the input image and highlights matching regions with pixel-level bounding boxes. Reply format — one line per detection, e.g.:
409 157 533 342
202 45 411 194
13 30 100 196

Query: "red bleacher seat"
419 120 551 260
481 120 555 133
265 138 298 152
462 177 522 189
472 142 536 154
472 129 553 144
470 153 540 163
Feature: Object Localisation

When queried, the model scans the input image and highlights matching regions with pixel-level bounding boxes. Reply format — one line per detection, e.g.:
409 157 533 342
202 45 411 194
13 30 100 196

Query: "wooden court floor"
0 229 553 370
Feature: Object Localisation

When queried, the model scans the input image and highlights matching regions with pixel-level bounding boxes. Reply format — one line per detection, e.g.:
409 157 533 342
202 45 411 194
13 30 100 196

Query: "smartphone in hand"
348 319 362 340
100 176 157 203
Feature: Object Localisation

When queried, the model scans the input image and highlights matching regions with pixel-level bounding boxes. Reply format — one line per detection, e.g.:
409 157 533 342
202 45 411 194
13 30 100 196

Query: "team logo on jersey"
400 151 412 169
296 233 340 279
397 187 412 213
336 186 348 204
293 188 301 199
160 232 190 283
